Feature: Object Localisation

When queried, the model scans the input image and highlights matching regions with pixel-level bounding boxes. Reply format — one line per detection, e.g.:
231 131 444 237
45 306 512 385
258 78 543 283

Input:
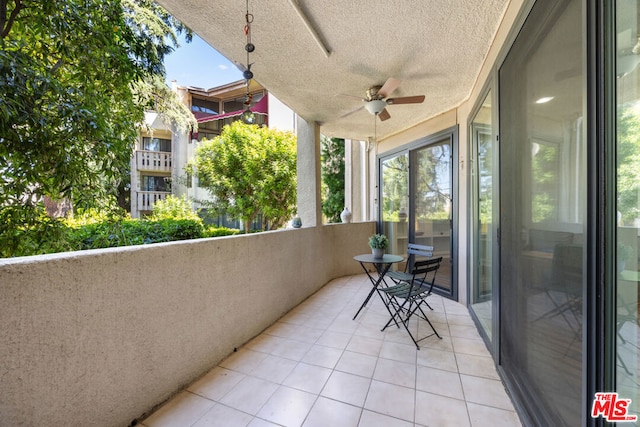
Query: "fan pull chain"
373 112 378 153
243 0 255 82
241 0 257 123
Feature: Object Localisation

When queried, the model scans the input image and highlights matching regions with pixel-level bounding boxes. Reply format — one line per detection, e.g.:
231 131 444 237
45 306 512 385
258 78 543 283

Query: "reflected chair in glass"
616 278 639 376
533 243 583 359
380 257 443 349
535 244 583 332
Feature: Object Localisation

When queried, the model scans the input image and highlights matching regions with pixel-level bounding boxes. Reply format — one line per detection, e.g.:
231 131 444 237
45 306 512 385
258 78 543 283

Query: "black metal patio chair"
380 256 443 349
386 243 434 308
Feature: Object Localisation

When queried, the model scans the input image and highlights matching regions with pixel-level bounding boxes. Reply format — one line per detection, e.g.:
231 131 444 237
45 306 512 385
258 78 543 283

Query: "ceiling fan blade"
337 94 367 101
387 95 425 105
378 108 391 121
340 105 364 119
377 78 401 98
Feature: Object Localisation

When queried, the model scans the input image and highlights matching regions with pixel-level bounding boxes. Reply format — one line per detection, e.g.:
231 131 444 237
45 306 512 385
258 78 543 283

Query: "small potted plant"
368 233 389 259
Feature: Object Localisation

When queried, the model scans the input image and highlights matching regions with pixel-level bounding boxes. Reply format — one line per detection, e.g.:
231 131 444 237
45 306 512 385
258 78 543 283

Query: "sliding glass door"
380 129 457 297
413 140 453 293
470 90 495 342
499 0 586 424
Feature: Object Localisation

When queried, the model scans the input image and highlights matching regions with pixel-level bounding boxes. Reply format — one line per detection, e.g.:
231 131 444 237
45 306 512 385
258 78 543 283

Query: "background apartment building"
130 79 295 219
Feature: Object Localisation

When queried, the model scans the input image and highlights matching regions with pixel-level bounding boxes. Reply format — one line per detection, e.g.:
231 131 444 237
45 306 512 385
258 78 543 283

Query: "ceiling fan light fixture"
364 99 387 115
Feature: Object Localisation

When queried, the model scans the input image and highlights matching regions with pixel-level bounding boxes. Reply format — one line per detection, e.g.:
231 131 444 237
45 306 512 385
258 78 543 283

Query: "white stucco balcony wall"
0 222 374 427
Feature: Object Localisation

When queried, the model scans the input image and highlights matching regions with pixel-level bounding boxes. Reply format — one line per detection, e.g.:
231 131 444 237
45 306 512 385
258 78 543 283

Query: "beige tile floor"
141 274 522 427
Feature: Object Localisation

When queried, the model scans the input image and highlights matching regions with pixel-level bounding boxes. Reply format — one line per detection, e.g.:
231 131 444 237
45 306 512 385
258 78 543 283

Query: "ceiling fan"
340 78 425 121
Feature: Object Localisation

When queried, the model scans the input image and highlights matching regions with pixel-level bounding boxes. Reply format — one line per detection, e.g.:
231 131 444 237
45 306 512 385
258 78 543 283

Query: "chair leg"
384 298 441 350
394 305 422 350
404 324 421 350
379 290 401 329
407 300 442 340
382 296 412 331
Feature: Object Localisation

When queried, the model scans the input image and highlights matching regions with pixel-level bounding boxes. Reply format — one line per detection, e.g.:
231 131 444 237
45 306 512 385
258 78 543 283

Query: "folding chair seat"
380 256 443 349
386 243 434 284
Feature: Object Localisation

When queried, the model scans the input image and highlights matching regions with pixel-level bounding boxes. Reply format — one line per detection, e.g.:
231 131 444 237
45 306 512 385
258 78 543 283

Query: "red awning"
196 94 269 124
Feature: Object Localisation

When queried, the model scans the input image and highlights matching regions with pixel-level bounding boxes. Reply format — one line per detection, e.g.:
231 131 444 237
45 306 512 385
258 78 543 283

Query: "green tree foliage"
150 194 200 221
618 104 640 224
381 154 408 221
531 142 559 223
134 73 197 133
191 121 297 232
0 0 194 256
321 136 345 223
416 143 451 220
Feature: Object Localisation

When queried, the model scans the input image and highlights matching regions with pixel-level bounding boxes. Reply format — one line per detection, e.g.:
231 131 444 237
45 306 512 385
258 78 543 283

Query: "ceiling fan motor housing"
364 99 388 115
366 85 383 100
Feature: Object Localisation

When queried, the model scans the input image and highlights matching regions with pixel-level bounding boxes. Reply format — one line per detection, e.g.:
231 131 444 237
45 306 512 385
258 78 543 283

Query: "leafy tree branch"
191 121 297 232
0 0 195 255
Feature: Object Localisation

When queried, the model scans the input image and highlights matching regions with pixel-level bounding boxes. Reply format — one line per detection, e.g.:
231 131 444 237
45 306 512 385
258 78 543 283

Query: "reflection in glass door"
499 0 585 424
470 91 494 341
381 153 409 271
615 0 640 416
414 141 452 292
380 132 456 294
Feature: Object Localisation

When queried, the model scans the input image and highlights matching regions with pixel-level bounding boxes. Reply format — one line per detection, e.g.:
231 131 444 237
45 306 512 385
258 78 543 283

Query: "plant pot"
340 207 352 223
372 248 384 259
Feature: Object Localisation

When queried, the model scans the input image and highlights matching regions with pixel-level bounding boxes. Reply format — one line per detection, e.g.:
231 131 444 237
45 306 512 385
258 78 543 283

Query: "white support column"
345 139 366 222
367 139 378 222
296 117 322 227
130 137 140 219
344 139 353 221
130 155 139 219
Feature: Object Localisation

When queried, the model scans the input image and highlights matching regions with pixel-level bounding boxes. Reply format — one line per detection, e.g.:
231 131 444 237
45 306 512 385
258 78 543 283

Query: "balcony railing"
0 222 375 426
136 150 172 172
137 191 169 211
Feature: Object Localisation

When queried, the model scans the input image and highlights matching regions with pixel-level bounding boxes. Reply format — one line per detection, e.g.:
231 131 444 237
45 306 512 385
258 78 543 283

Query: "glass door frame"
468 81 500 358
377 126 459 300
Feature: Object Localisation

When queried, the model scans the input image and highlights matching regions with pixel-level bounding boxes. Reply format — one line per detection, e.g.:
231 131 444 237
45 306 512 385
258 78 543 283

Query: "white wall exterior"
131 113 174 218
268 94 297 132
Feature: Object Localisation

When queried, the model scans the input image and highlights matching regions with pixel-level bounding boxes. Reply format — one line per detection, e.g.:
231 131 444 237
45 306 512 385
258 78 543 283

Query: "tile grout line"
142 274 520 427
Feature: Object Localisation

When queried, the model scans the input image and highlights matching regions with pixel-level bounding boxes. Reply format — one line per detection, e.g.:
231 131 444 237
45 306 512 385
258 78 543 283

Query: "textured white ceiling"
156 0 509 141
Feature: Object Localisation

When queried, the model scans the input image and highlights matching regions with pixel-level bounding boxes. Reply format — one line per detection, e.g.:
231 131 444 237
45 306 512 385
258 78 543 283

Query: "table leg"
353 261 393 320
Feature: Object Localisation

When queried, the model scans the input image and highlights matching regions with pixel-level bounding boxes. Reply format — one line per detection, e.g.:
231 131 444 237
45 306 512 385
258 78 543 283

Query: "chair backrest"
410 256 442 291
404 243 434 272
407 243 434 258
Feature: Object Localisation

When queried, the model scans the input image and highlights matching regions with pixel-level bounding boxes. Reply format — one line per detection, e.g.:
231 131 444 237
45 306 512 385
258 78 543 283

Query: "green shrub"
72 218 205 249
150 195 201 221
1 215 72 257
157 218 204 240
203 225 240 238
2 208 241 258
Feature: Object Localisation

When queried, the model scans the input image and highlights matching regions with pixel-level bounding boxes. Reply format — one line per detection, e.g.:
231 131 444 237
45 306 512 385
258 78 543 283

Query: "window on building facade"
142 137 171 152
141 175 170 192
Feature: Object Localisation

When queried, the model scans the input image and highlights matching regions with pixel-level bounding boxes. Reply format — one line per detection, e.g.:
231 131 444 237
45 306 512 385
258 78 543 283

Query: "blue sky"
164 33 244 89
